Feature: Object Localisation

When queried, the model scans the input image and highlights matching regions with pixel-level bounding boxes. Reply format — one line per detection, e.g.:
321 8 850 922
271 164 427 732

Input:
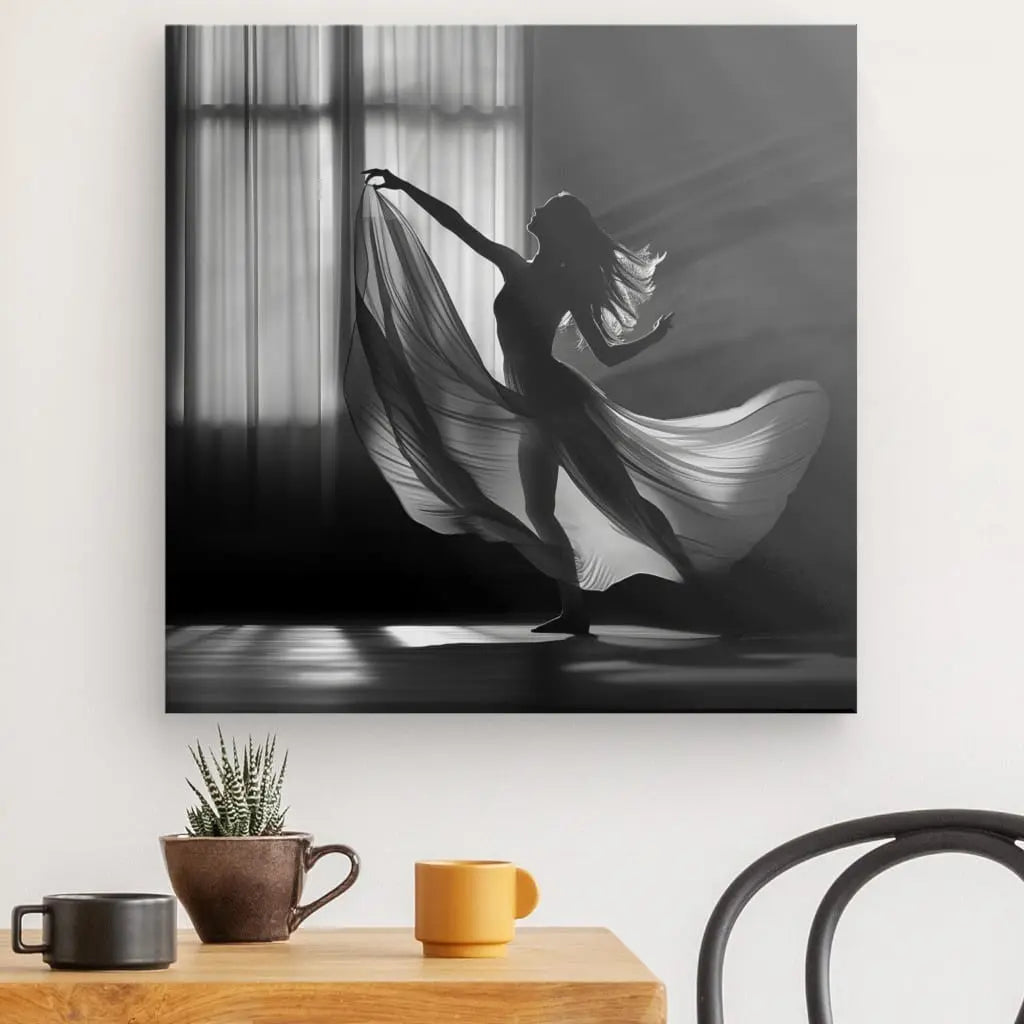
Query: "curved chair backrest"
696 810 1024 1024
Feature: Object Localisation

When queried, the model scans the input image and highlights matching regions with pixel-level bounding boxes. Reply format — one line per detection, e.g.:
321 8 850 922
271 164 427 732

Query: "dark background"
168 26 855 636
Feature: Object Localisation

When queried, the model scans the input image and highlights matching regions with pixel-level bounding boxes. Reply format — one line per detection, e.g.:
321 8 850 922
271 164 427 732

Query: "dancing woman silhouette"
349 169 829 635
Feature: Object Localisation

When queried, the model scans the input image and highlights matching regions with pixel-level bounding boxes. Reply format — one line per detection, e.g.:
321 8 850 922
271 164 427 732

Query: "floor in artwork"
165 623 855 712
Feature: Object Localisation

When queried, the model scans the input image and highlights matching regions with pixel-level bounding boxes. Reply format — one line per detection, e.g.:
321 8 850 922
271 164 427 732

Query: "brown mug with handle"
161 833 359 942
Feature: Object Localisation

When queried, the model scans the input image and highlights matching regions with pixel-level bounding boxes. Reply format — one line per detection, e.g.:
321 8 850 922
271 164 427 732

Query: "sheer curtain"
361 26 529 379
167 26 353 428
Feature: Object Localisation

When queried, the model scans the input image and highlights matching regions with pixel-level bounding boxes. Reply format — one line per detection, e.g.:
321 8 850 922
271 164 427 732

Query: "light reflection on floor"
384 624 561 647
382 624 718 649
166 623 855 712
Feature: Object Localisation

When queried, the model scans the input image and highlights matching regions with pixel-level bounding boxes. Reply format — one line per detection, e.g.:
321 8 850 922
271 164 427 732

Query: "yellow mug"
414 860 540 958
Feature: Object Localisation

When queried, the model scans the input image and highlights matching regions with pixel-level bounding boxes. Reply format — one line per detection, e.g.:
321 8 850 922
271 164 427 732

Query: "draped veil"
345 187 829 592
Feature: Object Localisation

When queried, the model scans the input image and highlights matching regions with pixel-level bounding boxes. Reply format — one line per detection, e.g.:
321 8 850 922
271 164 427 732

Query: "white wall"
2 1 1023 1021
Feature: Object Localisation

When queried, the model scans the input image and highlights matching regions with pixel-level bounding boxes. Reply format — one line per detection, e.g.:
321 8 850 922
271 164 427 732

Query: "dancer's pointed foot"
531 612 591 636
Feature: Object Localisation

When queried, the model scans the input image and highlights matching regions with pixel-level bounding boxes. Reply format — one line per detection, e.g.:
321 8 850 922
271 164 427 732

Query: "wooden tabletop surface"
0 927 666 1024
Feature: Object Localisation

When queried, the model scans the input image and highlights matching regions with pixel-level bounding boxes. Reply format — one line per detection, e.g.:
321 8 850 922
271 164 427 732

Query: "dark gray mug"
11 893 176 970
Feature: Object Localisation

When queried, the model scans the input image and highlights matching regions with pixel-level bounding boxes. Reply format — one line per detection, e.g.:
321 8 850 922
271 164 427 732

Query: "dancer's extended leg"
555 415 699 584
518 425 591 635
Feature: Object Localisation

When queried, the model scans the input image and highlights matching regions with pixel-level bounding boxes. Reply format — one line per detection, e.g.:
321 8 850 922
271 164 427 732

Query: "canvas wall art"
166 25 856 712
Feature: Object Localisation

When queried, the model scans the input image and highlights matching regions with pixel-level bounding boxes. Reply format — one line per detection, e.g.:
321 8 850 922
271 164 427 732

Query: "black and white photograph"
166 24 856 712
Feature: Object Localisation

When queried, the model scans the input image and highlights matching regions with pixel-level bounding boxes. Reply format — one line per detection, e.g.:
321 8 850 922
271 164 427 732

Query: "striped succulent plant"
185 728 289 837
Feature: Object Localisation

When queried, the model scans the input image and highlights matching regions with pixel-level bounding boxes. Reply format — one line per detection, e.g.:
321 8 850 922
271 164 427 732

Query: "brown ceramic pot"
160 832 359 943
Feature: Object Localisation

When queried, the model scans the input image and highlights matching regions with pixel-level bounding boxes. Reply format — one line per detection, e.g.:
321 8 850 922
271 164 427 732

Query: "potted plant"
161 729 359 943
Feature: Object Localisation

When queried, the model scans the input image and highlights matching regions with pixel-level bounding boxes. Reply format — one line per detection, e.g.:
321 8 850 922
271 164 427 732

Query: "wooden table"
0 927 666 1023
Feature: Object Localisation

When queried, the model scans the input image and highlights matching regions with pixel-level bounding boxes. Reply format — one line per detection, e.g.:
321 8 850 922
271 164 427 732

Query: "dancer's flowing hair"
541 192 665 344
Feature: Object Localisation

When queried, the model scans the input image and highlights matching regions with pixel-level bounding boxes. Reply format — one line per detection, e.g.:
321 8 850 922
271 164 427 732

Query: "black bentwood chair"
696 809 1024 1024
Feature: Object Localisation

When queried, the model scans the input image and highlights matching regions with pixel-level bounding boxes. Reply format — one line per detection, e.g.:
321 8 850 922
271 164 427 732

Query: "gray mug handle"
11 905 49 954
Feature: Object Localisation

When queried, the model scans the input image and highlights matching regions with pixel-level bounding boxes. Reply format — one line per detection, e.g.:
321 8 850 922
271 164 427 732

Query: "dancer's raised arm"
363 169 524 278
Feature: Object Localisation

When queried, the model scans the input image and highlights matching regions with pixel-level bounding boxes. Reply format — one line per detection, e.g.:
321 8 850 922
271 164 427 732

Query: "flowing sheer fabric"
346 188 829 592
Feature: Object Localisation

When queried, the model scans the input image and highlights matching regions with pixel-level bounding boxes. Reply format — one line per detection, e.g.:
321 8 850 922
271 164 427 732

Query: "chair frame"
696 809 1024 1024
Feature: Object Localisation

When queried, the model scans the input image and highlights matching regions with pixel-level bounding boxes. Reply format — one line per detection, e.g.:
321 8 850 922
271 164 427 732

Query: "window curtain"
166 26 359 429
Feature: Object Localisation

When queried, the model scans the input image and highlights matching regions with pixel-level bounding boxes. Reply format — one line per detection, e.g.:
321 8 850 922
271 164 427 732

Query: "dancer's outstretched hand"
363 168 403 191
